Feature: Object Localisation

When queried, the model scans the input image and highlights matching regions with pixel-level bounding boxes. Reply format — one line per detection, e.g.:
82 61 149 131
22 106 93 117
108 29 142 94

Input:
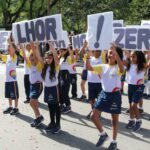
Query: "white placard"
72 33 86 50
87 11 113 50
12 14 63 44
0 31 11 50
113 26 150 50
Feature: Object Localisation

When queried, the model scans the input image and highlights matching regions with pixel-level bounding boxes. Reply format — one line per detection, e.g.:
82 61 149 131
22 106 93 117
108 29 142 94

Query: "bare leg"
129 103 135 119
132 103 140 119
111 114 119 140
91 109 103 133
14 99 18 108
139 99 143 108
30 99 41 118
80 80 86 95
9 98 12 107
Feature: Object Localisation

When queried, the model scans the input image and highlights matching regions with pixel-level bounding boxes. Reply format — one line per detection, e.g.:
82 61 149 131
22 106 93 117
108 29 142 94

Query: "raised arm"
30 41 43 65
7 38 15 56
49 41 59 66
79 40 88 55
86 51 93 71
75 48 79 61
112 44 124 74
69 45 75 64
19 44 30 64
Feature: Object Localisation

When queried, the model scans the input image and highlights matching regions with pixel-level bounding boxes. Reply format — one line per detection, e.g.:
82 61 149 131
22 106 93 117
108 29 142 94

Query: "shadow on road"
102 117 150 144
39 129 107 150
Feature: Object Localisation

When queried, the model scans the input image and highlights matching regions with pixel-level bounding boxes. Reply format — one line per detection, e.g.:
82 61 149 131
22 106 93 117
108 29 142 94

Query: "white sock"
100 131 106 136
111 140 117 143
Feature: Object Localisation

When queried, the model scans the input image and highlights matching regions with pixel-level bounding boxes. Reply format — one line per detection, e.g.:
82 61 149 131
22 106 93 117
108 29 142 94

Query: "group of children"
0 36 150 150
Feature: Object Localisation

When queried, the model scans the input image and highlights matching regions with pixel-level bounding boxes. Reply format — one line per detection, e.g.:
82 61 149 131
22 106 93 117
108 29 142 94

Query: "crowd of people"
0 35 150 150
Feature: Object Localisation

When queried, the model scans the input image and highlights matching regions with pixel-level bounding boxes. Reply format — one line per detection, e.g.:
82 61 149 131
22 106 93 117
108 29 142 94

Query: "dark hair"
116 47 123 61
41 53 56 81
62 49 69 62
127 51 146 73
105 46 123 64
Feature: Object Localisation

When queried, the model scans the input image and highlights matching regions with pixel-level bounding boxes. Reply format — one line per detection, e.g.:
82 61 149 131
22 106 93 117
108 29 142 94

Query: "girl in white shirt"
21 42 44 128
86 45 124 150
125 51 147 131
41 42 61 134
59 47 74 113
2 38 19 115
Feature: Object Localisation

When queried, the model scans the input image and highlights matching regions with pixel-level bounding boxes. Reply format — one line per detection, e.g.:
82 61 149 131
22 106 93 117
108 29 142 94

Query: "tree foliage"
0 0 149 32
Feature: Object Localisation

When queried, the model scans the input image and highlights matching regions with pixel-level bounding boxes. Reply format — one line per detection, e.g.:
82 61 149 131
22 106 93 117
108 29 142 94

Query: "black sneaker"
133 120 142 131
107 142 117 150
96 133 108 147
3 107 13 114
30 115 44 127
79 95 87 100
126 120 135 129
70 96 77 99
51 125 61 134
139 108 144 114
62 106 71 114
24 100 30 104
60 105 65 112
10 108 19 115
45 123 55 132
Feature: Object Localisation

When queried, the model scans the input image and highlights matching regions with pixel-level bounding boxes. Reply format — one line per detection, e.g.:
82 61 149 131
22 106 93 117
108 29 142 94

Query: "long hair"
127 51 146 73
105 46 123 64
41 52 56 81
60 49 69 62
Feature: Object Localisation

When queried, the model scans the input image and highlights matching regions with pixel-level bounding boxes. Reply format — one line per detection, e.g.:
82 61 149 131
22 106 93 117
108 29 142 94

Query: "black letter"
35 20 45 41
125 28 137 49
137 29 150 50
114 28 125 48
45 18 57 40
16 24 26 43
25 21 36 42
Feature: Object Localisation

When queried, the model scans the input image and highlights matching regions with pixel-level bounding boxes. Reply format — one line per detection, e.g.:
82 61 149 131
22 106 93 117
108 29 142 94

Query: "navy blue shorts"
88 82 102 101
81 69 87 81
5 81 19 100
94 90 122 114
44 86 59 104
128 84 144 104
30 83 43 99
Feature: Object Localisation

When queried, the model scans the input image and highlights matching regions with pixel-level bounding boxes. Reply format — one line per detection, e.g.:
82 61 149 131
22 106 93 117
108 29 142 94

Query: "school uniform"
126 64 145 104
59 56 72 107
87 56 102 101
69 59 77 97
92 64 122 114
5 54 19 100
28 62 43 99
44 66 61 127
44 66 59 104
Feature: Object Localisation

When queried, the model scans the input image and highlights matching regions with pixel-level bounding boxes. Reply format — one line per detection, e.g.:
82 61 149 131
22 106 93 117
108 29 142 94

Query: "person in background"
2 38 19 115
69 47 78 99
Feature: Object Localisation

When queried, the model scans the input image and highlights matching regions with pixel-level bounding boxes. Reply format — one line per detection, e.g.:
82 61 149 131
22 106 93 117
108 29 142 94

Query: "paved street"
0 63 150 150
